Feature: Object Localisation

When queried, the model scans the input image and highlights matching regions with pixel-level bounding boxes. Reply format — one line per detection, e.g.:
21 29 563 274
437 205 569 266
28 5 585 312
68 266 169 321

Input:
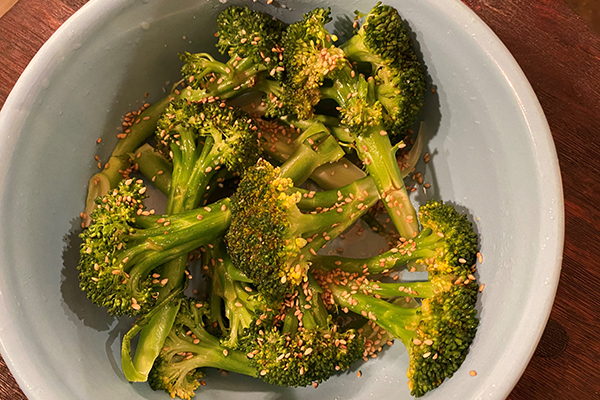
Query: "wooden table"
1 0 599 398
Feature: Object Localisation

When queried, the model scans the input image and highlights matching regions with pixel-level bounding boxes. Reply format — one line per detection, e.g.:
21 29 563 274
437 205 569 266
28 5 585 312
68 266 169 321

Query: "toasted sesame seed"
469 370 477 376
479 283 485 292
357 371 362 378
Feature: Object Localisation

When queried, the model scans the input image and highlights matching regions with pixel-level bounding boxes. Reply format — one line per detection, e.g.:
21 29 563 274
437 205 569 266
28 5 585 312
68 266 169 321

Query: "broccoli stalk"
225 159 380 304
131 143 173 196
203 240 261 348
125 101 260 382
314 200 480 397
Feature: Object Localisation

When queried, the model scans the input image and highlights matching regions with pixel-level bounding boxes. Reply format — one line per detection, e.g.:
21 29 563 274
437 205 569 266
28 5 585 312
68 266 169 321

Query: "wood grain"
1 0 600 399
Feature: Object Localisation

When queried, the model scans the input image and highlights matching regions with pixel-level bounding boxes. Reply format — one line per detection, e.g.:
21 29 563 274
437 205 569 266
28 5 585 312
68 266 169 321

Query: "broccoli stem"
354 132 418 238
278 134 345 186
328 283 417 347
313 227 442 274
169 343 258 377
131 301 180 380
320 68 419 239
297 176 379 255
208 242 257 347
133 144 173 196
125 199 231 382
122 288 184 382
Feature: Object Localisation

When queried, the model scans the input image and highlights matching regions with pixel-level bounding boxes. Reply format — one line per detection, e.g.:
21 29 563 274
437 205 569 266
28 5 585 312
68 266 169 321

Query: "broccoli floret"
278 7 420 240
156 99 260 212
238 277 364 387
279 8 346 119
149 283 362 399
225 159 380 304
78 180 232 317
314 200 480 397
216 6 286 75
148 298 258 400
83 7 286 224
341 3 426 134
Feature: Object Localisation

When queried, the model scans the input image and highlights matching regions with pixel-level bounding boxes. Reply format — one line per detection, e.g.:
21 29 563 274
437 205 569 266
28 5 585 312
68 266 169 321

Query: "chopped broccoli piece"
148 298 258 400
341 3 426 134
314 201 480 397
78 180 232 316
225 159 379 303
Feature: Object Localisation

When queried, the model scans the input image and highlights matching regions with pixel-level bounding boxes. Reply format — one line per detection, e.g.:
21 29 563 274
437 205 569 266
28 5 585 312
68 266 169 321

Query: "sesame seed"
223 349 228 356
357 371 362 378
469 370 477 376
459 258 467 264
479 283 485 292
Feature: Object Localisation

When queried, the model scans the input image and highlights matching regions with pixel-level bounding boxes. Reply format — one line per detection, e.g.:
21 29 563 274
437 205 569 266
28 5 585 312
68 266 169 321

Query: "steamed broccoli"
78 180 231 316
341 3 426 134
120 120 349 382
238 277 364 387
225 159 380 304
83 6 286 223
156 100 260 212
279 7 421 239
314 201 480 397
148 298 258 400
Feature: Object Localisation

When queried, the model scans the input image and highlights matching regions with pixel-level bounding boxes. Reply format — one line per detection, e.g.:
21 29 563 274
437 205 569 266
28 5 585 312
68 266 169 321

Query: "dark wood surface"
1 0 599 398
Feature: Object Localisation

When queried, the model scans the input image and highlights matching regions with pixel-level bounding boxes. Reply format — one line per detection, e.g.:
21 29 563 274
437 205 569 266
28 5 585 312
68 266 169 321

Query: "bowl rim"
0 0 564 399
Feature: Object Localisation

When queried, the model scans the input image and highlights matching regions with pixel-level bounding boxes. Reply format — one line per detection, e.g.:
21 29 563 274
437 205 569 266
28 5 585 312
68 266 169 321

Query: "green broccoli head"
78 179 156 316
406 276 479 397
417 200 480 278
216 6 286 73
157 100 260 174
226 159 308 303
239 303 364 387
319 200 481 397
282 7 346 119
342 3 426 135
337 74 385 132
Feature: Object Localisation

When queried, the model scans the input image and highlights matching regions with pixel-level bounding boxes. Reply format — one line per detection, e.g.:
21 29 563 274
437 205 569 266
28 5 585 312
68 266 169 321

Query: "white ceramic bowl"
0 0 564 399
